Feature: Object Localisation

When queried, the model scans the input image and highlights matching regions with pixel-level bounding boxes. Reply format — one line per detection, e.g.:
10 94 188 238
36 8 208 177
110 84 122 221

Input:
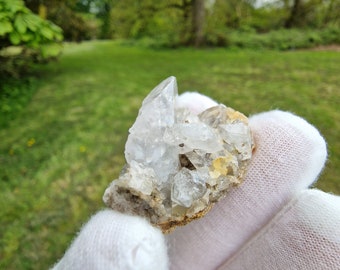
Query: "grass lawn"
0 41 339 269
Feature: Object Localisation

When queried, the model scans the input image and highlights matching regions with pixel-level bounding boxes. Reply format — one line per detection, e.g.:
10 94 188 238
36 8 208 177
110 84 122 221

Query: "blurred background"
1 0 339 269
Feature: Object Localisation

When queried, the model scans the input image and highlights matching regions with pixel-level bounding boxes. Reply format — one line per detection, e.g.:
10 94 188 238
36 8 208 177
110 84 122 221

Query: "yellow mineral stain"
211 156 233 177
226 108 248 124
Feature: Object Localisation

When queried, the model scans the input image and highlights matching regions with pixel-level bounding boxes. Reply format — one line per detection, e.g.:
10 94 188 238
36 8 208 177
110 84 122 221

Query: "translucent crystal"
171 168 207 208
219 122 253 160
125 76 179 183
122 160 156 195
103 76 255 233
163 123 222 153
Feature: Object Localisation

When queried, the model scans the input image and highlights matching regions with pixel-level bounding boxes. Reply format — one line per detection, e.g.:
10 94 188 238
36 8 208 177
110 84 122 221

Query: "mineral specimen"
103 76 255 233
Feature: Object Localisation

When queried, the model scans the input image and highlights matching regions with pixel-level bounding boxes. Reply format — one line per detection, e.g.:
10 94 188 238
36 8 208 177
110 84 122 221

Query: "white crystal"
122 160 156 195
125 76 179 183
171 168 207 208
185 150 207 169
219 122 252 160
103 76 254 233
163 123 222 153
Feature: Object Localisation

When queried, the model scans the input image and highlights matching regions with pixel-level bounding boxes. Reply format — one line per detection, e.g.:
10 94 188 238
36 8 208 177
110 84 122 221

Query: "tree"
323 0 340 26
169 0 215 46
285 0 305 27
191 0 205 46
107 0 218 46
283 0 340 28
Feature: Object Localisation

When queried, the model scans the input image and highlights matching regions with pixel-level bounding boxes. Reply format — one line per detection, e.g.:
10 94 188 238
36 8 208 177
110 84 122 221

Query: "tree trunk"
191 0 205 47
101 2 112 39
285 0 302 28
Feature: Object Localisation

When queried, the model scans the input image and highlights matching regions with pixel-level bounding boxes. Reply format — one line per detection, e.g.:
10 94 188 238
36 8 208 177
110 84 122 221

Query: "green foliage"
18 0 339 48
48 5 101 41
204 0 231 46
0 0 63 77
120 27 340 50
319 25 340 44
108 0 190 46
205 0 340 47
0 0 63 48
23 0 102 41
0 41 339 269
246 5 289 32
144 8 185 47
226 27 340 50
91 0 340 47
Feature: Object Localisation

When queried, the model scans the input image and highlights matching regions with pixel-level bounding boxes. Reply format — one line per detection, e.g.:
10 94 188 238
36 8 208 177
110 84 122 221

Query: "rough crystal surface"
103 76 255 233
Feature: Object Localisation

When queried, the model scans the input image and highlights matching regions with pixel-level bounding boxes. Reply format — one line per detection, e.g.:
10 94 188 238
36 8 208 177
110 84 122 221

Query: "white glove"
52 93 340 270
52 210 168 269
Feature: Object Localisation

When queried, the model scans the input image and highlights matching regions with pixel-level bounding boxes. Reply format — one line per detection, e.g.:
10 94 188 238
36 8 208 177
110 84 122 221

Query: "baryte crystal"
103 76 255 233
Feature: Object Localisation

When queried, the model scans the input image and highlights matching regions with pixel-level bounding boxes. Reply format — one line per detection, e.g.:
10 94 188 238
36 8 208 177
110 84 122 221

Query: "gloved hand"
52 93 340 270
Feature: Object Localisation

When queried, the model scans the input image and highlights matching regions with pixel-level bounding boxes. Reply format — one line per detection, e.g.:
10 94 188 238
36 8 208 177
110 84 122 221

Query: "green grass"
0 40 339 269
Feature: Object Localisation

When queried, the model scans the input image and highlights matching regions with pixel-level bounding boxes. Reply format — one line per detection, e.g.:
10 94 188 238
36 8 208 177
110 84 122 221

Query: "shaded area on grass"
0 77 40 128
0 41 339 269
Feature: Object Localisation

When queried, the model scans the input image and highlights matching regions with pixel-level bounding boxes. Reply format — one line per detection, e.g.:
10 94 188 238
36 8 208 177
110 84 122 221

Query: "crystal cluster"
103 76 254 233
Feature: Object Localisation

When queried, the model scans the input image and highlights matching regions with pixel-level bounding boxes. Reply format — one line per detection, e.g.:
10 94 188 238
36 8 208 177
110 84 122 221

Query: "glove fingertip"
53 210 168 270
249 110 327 187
